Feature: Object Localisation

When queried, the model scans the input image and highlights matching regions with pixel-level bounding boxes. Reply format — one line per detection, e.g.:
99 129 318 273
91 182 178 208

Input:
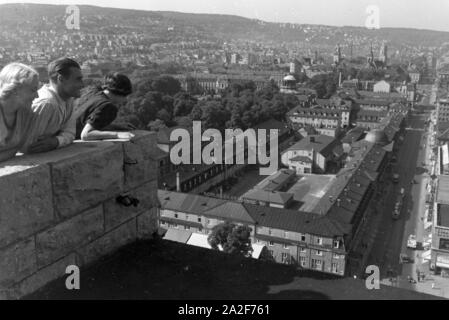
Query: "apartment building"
431 175 449 276
158 190 350 275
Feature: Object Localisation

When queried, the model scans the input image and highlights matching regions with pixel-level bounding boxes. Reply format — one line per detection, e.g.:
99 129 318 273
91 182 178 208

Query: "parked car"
407 235 417 249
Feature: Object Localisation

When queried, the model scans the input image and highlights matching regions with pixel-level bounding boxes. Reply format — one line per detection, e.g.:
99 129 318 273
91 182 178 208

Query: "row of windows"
164 216 341 249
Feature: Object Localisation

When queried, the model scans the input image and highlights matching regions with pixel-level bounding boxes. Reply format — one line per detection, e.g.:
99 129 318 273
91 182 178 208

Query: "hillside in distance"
1 3 449 47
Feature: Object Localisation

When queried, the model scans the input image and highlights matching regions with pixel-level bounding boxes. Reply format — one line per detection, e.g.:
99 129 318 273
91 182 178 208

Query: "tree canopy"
207 222 253 258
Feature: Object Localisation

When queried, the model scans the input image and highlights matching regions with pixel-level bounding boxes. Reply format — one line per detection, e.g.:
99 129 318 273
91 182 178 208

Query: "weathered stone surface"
76 219 137 267
104 179 158 232
0 164 54 248
0 238 36 287
137 208 159 239
51 144 124 219
122 131 158 190
36 206 104 268
13 253 77 299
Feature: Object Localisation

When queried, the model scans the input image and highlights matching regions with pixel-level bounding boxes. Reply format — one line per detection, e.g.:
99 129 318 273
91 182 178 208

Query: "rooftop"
341 127 366 144
241 189 294 205
437 175 449 204
286 174 336 212
285 135 339 158
438 204 449 229
255 169 296 192
158 189 226 214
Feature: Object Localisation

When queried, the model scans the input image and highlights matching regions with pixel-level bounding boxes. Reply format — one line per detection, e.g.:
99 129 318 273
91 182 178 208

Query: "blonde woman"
0 63 39 162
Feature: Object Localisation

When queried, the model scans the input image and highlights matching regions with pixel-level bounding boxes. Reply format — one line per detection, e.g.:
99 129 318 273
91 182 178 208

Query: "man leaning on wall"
22 57 84 153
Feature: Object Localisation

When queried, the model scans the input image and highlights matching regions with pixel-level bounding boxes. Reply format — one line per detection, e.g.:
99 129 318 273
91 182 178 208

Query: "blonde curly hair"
0 63 39 100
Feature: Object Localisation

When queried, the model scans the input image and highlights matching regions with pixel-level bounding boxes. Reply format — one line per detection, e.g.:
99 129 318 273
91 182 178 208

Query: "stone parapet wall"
0 131 159 299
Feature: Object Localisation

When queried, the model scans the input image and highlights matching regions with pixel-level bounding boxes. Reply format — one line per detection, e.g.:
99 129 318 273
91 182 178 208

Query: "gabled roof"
341 127 366 144
243 204 350 237
158 190 226 214
203 202 256 224
241 189 293 205
286 135 339 157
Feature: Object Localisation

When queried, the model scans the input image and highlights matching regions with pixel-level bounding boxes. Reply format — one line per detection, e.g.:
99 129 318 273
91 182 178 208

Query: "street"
366 112 429 283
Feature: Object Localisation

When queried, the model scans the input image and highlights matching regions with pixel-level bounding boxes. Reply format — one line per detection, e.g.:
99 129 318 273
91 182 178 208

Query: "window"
284 231 289 238
184 225 190 230
268 228 272 235
283 243 289 249
160 221 166 226
301 234 306 242
300 256 307 267
311 259 322 271
269 241 274 246
333 240 340 249
173 223 178 229
316 250 322 256
315 237 323 245
198 217 202 223
300 247 307 253
281 253 290 264
174 213 178 219
333 253 341 260
185 214 189 220
332 263 338 273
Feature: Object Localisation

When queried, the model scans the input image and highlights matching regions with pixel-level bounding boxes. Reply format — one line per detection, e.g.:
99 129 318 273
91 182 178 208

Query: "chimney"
176 171 181 192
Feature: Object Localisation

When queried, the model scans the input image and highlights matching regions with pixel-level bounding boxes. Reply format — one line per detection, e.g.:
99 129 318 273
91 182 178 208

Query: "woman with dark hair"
75 72 134 140
0 63 39 162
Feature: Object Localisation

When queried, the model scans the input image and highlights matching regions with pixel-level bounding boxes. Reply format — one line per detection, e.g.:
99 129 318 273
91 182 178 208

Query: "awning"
436 255 449 269
163 228 192 244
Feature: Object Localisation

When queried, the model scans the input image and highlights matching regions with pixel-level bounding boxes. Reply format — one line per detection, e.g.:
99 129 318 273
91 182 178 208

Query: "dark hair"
48 57 81 82
103 73 132 96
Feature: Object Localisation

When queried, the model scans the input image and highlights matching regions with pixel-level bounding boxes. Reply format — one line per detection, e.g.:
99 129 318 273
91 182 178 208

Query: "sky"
1 0 449 32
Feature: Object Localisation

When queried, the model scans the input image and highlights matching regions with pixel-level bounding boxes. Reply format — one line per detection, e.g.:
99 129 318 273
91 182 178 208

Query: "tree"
147 119 168 132
200 101 230 130
151 76 181 95
173 92 197 117
207 222 253 258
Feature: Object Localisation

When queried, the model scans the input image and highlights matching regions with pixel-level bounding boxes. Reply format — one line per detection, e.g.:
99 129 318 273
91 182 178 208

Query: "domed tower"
280 74 297 94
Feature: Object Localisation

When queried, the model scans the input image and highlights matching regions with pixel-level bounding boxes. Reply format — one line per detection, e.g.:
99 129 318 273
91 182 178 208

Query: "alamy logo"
170 121 278 175
365 265 380 290
65 265 80 290
65 5 80 30
365 5 380 29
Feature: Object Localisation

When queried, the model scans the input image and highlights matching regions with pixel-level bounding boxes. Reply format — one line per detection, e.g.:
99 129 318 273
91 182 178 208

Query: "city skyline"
1 0 449 33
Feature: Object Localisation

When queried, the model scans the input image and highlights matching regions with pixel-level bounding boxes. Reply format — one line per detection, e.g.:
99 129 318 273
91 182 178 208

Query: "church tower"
379 41 388 65
333 44 342 65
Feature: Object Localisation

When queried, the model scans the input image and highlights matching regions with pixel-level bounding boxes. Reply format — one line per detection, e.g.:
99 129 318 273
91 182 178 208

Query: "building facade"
158 190 349 276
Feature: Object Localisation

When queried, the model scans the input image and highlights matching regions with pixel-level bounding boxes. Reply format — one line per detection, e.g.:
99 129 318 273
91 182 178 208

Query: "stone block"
76 219 136 267
36 206 104 268
104 179 158 232
13 253 77 299
51 143 124 219
0 164 54 248
122 131 158 190
137 208 159 239
0 238 36 288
